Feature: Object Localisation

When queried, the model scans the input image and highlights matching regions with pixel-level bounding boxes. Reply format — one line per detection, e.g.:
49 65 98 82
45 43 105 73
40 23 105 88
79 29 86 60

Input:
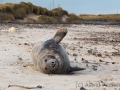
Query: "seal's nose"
52 61 55 64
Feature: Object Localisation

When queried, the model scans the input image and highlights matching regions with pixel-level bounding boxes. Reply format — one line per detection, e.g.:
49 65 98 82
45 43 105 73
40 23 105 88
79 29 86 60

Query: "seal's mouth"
44 62 56 70
52 62 56 68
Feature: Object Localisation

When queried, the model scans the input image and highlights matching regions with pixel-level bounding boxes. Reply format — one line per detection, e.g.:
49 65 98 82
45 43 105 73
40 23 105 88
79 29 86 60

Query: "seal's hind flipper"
53 28 68 44
69 66 86 72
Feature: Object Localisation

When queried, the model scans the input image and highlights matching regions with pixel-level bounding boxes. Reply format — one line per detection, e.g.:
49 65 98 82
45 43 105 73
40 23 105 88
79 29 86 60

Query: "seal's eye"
45 60 47 62
45 67 47 70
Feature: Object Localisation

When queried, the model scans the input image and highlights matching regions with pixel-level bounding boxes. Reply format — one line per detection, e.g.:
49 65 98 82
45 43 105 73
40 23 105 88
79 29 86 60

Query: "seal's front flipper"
69 66 86 72
53 28 67 44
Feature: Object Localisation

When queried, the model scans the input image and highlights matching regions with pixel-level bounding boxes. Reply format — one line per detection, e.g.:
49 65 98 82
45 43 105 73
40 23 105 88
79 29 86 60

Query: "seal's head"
40 55 59 74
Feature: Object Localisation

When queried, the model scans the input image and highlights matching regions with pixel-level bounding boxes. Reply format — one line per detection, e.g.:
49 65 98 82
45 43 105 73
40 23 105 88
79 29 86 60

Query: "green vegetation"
38 15 61 23
66 14 82 23
0 2 72 23
0 2 82 23
0 13 15 22
51 7 68 16
80 14 120 22
38 15 52 23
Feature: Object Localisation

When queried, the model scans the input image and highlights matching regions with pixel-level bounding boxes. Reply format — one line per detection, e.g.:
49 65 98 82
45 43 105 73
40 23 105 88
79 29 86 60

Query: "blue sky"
1 0 120 15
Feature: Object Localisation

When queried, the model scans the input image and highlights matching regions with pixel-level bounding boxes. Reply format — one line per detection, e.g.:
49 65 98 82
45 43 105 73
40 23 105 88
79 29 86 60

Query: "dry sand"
0 24 120 90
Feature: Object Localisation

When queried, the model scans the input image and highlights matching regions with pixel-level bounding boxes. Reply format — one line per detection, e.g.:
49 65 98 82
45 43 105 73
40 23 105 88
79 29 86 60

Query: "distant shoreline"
0 21 120 25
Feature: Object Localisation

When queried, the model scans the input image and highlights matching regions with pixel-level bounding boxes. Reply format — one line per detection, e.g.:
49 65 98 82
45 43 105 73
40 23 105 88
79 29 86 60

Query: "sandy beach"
0 24 120 90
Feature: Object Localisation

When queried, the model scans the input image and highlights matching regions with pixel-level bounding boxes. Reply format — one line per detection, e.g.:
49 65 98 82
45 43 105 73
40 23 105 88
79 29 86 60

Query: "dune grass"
0 2 69 23
38 15 61 23
80 14 120 22
0 13 15 22
51 7 68 16
66 14 82 23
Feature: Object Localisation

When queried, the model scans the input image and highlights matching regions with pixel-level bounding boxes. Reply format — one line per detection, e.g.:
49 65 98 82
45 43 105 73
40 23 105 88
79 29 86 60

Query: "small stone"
24 43 28 45
92 65 97 71
111 62 116 64
23 65 26 67
18 57 22 61
82 58 84 60
37 85 42 88
99 59 104 62
97 53 102 57
80 87 87 90
80 46 83 48
73 53 78 56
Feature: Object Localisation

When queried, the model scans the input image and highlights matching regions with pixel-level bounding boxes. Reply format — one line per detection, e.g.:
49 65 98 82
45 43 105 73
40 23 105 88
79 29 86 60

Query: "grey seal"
31 28 85 74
